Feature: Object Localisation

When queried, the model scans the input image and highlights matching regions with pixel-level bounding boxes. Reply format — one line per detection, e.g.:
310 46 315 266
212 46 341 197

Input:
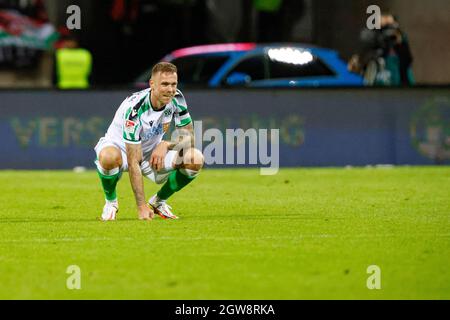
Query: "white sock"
95 160 120 176
152 194 164 204
179 168 199 177
106 199 118 206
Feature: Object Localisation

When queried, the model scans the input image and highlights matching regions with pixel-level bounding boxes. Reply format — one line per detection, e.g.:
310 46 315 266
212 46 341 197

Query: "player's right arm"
125 143 153 220
123 100 154 220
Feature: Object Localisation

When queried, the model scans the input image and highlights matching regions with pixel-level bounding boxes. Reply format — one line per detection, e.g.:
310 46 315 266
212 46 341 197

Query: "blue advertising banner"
0 89 449 169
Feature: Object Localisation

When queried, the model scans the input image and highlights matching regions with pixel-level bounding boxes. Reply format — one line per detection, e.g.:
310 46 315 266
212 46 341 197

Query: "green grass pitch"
0 167 449 299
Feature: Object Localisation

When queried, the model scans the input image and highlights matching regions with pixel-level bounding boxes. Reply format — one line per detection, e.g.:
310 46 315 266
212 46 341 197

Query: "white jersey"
104 88 192 158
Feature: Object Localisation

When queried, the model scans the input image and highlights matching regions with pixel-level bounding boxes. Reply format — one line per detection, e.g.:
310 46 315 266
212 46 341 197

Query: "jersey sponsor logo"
142 123 164 141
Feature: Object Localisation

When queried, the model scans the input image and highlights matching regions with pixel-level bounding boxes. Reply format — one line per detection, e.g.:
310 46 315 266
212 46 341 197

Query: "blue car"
135 43 363 88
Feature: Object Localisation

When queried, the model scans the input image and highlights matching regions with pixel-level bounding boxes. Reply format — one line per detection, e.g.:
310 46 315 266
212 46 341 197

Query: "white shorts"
94 137 177 184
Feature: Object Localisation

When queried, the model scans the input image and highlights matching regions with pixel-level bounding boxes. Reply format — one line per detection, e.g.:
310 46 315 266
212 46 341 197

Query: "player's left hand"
150 142 169 171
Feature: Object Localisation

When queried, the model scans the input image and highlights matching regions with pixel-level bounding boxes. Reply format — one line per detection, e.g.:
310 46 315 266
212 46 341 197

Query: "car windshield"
135 54 230 87
172 54 230 86
222 50 336 86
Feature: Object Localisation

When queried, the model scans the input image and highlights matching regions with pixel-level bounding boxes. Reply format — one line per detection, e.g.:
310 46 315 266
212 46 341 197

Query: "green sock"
157 169 196 200
97 170 121 201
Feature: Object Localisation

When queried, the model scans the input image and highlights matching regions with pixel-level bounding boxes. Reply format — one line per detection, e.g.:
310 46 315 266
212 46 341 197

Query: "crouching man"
94 62 203 220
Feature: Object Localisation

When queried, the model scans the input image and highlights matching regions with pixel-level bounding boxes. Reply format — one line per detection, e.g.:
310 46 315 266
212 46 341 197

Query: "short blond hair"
151 62 177 77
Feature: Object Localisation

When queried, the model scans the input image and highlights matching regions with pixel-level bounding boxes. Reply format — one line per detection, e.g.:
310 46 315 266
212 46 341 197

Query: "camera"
360 23 401 55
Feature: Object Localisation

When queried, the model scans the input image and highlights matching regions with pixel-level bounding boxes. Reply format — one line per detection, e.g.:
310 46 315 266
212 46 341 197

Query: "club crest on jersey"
163 122 170 133
164 109 173 117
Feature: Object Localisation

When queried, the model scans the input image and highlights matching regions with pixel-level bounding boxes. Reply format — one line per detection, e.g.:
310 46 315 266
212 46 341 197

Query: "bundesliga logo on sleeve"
125 120 136 133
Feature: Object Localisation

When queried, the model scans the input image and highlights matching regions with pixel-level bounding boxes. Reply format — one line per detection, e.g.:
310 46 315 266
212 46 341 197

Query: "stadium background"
1 89 449 169
45 0 450 86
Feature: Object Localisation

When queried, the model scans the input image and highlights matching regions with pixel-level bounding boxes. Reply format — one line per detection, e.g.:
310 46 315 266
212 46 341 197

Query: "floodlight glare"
267 48 314 65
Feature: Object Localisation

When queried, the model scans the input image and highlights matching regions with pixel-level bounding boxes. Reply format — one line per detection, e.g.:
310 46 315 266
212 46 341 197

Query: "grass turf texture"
0 167 449 299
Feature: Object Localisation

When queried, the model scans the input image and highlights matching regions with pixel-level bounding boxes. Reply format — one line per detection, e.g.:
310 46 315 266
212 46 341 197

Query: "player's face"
150 71 178 106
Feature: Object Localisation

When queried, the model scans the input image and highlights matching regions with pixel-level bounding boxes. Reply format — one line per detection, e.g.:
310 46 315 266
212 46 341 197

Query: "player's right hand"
150 141 169 171
138 204 154 220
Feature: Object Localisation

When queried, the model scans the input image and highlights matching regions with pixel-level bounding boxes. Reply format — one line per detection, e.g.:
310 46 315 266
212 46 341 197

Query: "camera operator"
349 13 414 86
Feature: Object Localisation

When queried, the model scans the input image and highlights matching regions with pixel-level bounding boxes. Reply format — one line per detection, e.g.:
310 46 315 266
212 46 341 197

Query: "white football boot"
148 195 178 220
101 201 119 221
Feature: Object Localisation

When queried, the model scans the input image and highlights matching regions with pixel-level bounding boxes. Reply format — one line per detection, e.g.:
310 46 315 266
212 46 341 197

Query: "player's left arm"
150 91 193 170
150 123 194 171
170 89 194 150
167 122 195 151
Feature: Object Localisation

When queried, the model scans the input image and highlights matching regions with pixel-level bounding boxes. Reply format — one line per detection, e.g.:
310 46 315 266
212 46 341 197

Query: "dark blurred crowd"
0 1 416 88
85 0 309 85
0 0 48 21
0 0 50 69
0 0 94 88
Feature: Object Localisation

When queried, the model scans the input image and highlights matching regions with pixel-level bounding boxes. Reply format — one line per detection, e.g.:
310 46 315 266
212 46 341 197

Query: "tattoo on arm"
126 143 146 207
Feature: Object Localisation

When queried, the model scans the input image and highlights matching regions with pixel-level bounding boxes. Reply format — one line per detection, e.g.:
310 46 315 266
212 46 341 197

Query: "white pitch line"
0 233 448 244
